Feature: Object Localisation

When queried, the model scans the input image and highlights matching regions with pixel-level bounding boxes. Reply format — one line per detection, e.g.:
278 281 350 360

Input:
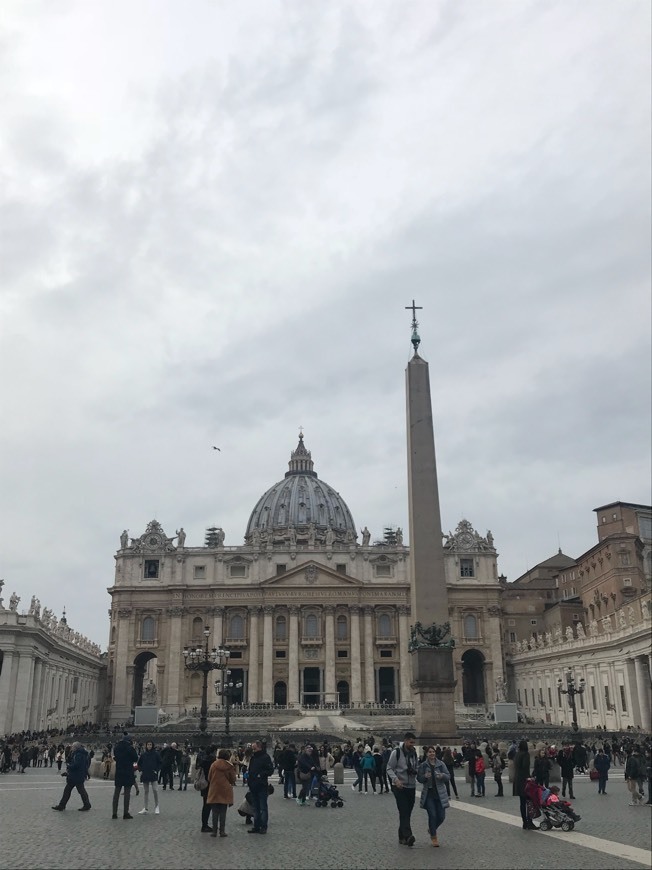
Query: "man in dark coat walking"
247 740 274 834
52 742 91 811
112 733 138 819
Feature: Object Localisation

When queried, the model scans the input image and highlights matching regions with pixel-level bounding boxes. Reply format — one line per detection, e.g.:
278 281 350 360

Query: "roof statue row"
0 580 102 656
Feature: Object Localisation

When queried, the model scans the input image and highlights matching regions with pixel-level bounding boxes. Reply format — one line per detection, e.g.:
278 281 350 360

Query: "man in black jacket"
247 740 274 834
278 743 298 799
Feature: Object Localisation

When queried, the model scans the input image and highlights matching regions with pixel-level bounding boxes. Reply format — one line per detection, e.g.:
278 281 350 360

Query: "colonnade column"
261 606 274 703
0 650 15 736
349 606 362 705
10 653 35 733
288 606 300 706
28 659 43 731
113 608 132 708
363 606 375 703
324 606 335 701
248 607 260 703
634 656 651 731
398 605 412 704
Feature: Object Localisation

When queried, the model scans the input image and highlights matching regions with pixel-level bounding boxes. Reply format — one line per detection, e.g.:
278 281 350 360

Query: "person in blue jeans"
417 746 450 847
351 746 364 793
247 740 274 833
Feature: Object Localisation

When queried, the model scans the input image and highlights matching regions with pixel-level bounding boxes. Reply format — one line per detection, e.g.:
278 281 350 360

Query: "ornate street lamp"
215 670 243 746
183 625 229 745
557 668 586 732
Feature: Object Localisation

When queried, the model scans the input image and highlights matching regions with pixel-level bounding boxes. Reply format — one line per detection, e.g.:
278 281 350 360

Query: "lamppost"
183 625 228 745
557 668 586 732
215 670 243 746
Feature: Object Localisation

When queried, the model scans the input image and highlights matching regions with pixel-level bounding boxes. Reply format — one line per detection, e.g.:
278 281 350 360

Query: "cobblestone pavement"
1 766 650 869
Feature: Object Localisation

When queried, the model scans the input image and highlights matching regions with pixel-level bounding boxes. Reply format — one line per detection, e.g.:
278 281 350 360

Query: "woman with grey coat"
416 746 450 847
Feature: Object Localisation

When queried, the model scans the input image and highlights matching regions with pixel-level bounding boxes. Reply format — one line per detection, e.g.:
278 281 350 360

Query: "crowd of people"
3 727 651 848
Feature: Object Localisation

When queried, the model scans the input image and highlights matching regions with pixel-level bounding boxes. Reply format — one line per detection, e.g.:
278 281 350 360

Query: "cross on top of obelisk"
405 299 422 355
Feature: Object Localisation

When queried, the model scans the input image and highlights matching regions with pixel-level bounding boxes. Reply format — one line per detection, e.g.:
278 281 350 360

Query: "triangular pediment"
260 560 362 587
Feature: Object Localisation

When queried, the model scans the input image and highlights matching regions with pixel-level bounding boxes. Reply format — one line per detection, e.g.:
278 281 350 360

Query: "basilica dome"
244 434 357 543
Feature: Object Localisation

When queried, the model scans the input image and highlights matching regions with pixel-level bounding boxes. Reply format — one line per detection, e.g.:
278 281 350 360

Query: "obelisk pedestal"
404 303 457 740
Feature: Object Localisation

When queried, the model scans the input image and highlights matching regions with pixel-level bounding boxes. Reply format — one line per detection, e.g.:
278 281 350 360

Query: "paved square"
1 766 650 869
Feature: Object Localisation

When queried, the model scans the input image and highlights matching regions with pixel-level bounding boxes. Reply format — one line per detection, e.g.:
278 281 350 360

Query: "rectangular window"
509 631 516 643
619 685 627 711
375 565 391 577
72 677 79 694
460 558 474 577
276 564 286 576
380 650 392 658
193 565 206 579
547 687 552 707
590 685 597 710
275 650 286 659
517 690 521 705
336 564 347 574
530 619 537 625
229 651 242 660
604 685 611 709
230 565 246 578
579 691 585 710
524 688 528 706
337 650 348 658
557 687 562 707
144 559 159 579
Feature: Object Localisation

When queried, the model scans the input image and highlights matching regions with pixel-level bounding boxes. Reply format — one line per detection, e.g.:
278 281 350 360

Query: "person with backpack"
386 732 419 847
51 741 92 812
360 748 377 794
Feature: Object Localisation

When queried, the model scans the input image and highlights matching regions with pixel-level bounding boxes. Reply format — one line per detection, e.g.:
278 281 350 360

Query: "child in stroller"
539 785 581 831
312 773 345 808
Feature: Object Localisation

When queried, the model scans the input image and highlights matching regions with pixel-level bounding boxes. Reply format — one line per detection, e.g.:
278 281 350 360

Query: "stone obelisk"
405 301 457 739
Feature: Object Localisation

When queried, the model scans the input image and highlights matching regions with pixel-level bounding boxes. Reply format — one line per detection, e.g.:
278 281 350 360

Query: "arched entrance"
336 680 350 706
132 651 157 708
461 649 486 705
274 681 287 705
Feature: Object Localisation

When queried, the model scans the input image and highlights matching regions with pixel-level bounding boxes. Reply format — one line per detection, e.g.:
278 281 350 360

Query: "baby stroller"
313 774 344 808
539 787 581 832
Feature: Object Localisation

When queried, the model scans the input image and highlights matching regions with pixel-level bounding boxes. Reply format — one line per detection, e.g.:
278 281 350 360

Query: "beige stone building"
106 435 506 724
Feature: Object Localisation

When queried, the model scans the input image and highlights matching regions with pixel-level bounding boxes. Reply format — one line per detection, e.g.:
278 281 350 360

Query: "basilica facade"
106 434 506 723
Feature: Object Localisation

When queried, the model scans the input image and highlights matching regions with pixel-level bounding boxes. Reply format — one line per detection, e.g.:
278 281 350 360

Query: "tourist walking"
297 743 319 806
207 749 237 837
361 748 377 794
198 745 217 832
513 739 535 830
386 731 419 847
593 747 610 795
112 733 138 819
557 745 576 799
137 740 162 814
52 741 92 812
625 746 645 806
442 747 459 799
278 743 297 799
417 746 450 847
533 749 552 788
351 745 364 793
247 739 274 834
474 749 486 796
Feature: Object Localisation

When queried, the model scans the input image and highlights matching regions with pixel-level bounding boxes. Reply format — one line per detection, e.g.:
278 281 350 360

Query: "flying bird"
212 446 221 451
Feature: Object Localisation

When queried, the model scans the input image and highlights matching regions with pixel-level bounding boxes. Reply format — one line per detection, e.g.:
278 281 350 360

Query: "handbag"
298 770 311 782
589 768 600 781
193 767 208 791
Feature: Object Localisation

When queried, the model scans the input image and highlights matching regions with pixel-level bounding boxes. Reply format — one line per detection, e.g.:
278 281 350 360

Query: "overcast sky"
1 1 650 647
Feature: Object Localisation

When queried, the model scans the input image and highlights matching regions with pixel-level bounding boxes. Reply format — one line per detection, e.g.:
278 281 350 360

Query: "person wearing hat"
52 741 91 812
112 733 138 819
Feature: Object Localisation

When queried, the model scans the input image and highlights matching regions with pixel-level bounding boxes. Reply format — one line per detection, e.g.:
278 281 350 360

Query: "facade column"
261 606 274 703
212 607 224 650
634 656 651 731
288 606 300 706
112 608 133 710
350 606 362 705
363 606 376 703
324 606 336 701
164 607 184 715
398 605 412 704
248 607 260 703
